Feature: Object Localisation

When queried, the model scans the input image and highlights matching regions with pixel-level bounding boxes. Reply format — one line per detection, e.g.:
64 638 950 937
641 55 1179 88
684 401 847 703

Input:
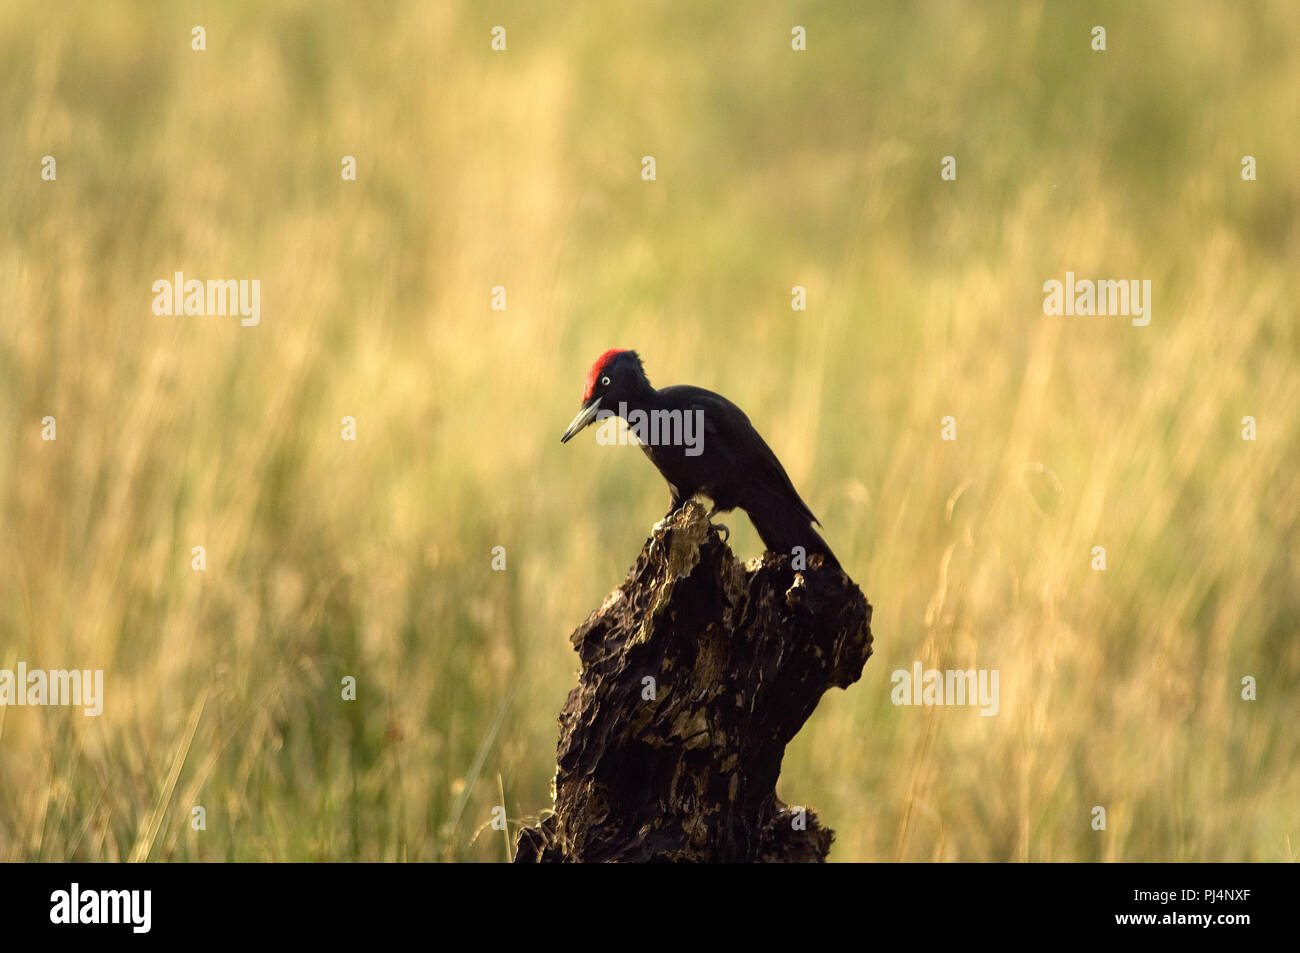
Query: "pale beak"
561 398 602 443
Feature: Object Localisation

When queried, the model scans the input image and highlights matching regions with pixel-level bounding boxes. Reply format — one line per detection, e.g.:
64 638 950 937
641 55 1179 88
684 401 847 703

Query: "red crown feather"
581 348 629 402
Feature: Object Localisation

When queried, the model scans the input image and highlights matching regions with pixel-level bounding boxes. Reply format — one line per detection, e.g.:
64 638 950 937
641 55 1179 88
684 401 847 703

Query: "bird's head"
560 349 650 443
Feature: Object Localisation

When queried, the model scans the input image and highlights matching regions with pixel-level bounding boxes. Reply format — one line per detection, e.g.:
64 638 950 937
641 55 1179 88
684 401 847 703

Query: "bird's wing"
661 385 820 525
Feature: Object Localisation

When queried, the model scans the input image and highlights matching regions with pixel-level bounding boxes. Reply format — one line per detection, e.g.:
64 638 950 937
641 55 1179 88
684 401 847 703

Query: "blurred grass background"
1 0 1297 861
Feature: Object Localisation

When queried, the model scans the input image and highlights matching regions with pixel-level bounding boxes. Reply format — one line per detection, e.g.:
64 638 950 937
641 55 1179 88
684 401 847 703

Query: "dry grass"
0 0 1296 861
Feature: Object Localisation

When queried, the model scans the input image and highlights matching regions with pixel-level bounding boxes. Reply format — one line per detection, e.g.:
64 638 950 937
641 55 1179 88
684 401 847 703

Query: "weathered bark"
514 500 873 862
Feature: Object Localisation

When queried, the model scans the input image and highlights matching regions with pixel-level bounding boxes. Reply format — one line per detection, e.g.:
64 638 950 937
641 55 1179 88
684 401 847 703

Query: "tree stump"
514 499 873 862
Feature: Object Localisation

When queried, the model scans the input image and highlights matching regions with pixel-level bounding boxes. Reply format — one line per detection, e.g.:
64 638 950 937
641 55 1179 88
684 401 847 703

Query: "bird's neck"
614 382 659 417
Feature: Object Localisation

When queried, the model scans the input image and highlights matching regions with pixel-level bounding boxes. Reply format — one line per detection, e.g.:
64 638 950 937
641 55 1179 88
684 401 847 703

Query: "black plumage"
561 349 840 570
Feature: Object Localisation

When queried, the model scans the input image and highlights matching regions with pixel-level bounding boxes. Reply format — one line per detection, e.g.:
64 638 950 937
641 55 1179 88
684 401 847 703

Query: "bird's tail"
745 495 842 572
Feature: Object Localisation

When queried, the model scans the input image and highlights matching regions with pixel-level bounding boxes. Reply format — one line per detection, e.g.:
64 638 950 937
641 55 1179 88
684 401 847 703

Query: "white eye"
601 376 611 386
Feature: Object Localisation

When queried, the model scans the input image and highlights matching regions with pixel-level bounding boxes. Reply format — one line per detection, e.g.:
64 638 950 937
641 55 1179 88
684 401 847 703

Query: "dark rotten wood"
515 500 873 862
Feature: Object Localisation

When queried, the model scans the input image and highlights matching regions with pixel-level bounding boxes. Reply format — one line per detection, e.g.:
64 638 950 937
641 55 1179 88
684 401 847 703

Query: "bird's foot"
703 506 730 542
653 501 687 536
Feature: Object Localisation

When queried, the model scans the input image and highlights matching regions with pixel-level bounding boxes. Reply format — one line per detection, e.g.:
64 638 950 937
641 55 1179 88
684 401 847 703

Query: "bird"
560 349 840 571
